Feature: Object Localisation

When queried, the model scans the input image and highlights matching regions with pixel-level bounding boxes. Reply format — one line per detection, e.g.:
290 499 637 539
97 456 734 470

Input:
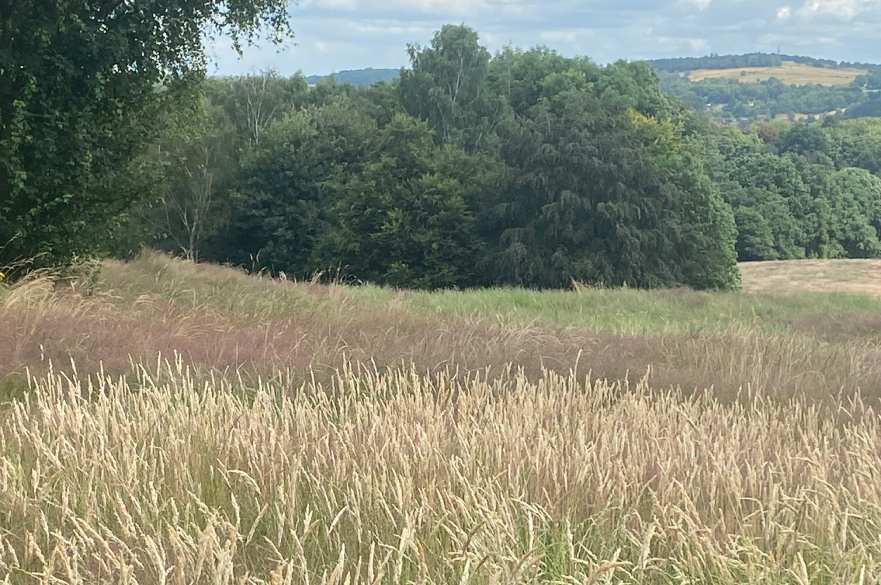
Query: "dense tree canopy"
226 97 376 275
400 25 504 153
700 117 881 262
481 56 736 288
115 26 741 290
321 114 482 288
0 0 291 268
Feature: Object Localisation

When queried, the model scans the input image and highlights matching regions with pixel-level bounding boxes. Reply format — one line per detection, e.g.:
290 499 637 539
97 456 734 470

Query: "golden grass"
688 61 866 86
4 253 881 583
2 362 881 584
740 259 881 296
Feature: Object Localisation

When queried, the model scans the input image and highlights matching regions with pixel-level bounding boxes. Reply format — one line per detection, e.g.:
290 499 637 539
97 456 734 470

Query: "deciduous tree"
0 0 291 268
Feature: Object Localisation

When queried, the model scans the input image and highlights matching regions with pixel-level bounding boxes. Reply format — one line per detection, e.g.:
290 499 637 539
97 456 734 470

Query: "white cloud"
304 0 531 16
540 30 580 44
313 40 333 53
654 34 710 54
689 38 709 51
777 5 793 19
799 0 881 19
309 0 358 9
538 28 599 47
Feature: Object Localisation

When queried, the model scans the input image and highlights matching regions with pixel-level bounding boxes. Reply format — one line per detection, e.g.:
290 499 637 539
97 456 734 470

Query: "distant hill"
647 53 880 74
686 61 866 87
306 68 399 87
646 52 881 122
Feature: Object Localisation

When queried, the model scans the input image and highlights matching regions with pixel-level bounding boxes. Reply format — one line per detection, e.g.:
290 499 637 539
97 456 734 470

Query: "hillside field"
3 254 881 583
688 61 866 85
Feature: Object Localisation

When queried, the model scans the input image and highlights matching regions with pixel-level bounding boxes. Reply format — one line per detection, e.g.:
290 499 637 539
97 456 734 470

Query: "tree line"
709 118 881 261
661 76 867 121
113 29 881 288
4 11 881 291
107 25 742 290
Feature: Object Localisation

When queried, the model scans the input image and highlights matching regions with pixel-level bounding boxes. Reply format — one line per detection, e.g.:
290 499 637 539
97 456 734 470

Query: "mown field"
740 258 881 296
3 253 881 584
688 61 866 86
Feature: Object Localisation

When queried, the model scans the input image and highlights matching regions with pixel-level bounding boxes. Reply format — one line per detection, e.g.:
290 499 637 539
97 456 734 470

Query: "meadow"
687 61 866 86
3 253 881 583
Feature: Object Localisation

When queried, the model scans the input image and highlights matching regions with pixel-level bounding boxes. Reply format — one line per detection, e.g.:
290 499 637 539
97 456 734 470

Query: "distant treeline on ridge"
648 52 881 73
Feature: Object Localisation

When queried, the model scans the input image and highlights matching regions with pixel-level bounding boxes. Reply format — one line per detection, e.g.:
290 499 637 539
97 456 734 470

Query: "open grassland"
688 61 866 86
4 253 881 583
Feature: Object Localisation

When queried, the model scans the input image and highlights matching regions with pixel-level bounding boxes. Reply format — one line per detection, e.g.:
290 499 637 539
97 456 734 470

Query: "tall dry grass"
1 362 881 584
3 253 881 402
5 255 881 582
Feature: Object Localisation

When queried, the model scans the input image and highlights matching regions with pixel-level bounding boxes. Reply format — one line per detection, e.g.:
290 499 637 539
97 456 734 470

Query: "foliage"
826 118 881 174
110 26 740 291
205 71 310 147
648 52 878 74
224 98 376 277
0 0 291 269
855 70 881 90
706 118 881 262
660 74 864 121
650 52 786 72
25 22 881 290
400 25 504 152
483 56 738 289
320 114 481 288
111 97 240 260
826 168 881 257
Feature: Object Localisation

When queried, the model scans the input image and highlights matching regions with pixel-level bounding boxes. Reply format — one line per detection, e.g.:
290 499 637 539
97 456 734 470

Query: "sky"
208 0 881 76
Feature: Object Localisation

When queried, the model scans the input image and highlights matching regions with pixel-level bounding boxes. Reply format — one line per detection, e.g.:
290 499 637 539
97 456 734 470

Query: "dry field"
740 258 881 296
3 253 881 584
688 61 866 86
